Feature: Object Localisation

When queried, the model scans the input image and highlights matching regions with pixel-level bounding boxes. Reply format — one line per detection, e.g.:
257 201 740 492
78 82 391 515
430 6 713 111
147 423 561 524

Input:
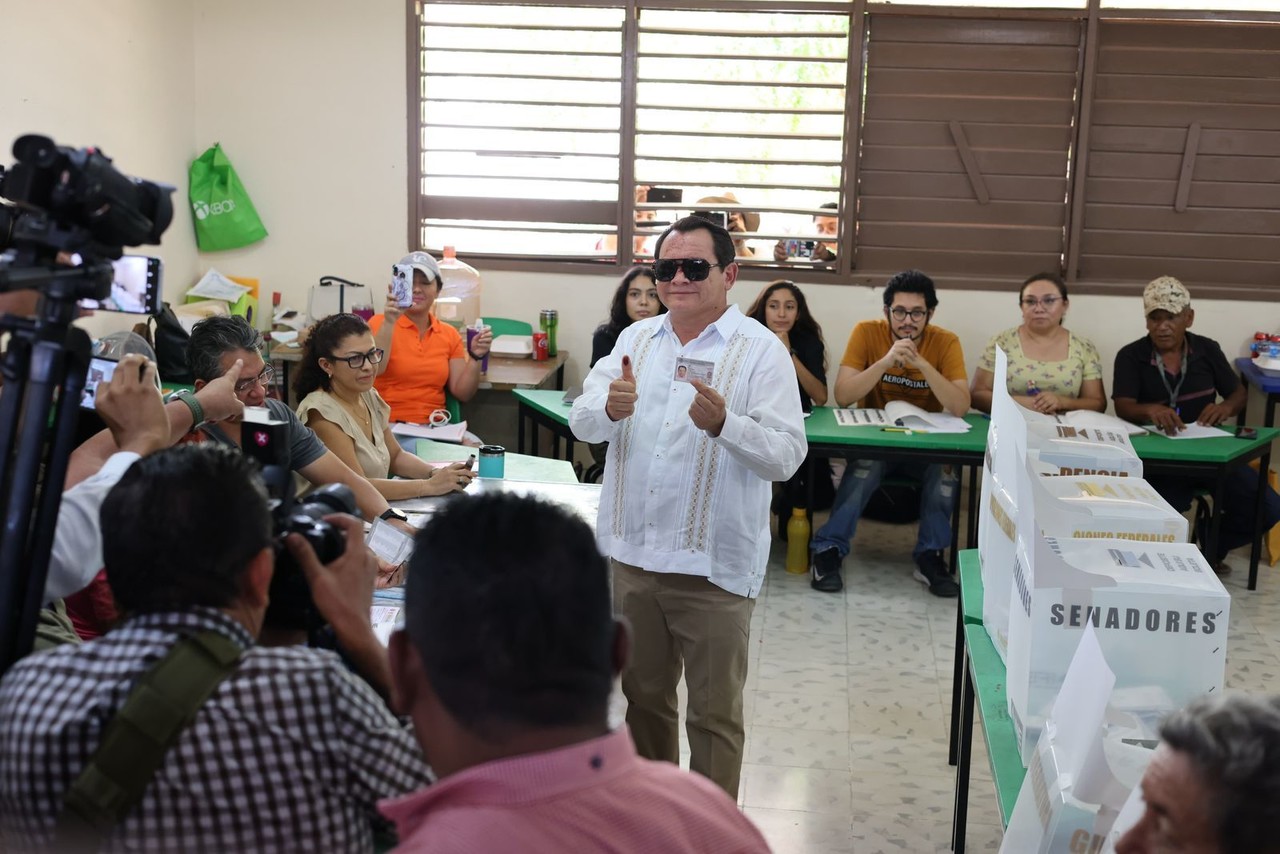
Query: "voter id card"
674 356 714 384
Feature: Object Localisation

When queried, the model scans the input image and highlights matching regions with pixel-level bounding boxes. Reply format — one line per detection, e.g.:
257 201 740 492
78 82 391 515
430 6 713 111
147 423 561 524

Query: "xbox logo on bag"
191 199 237 220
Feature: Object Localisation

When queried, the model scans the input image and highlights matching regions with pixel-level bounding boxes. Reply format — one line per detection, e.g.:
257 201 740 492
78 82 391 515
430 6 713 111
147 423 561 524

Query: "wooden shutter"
855 16 1082 280
1077 20 1280 288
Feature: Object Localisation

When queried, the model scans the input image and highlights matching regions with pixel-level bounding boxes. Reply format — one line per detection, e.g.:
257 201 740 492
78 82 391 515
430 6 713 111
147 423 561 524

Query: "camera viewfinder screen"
80 357 117 410
79 256 161 314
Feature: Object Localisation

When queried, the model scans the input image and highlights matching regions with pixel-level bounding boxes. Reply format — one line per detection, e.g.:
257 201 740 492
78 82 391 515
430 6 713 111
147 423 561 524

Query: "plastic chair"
482 317 533 337
444 391 462 424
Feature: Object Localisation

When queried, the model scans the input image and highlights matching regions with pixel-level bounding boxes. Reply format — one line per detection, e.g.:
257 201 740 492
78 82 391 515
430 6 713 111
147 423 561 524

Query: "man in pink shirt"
382 493 770 853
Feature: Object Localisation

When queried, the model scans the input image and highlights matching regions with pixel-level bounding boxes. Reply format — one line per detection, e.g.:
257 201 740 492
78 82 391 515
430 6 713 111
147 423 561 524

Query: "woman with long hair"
745 280 833 526
591 266 666 367
970 272 1106 414
294 313 473 500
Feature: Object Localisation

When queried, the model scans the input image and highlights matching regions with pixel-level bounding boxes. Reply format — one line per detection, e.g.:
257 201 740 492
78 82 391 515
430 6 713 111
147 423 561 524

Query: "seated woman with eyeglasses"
970 272 1106 414
295 313 474 500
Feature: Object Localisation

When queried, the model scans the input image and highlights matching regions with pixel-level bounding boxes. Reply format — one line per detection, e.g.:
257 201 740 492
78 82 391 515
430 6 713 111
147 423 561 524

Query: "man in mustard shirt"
810 270 970 595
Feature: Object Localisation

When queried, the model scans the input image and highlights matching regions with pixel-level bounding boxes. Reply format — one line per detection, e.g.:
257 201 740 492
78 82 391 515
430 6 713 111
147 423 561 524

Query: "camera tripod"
0 260 112 674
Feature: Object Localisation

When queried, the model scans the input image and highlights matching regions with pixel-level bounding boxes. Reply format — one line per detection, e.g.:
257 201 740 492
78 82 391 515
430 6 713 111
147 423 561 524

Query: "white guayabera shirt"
571 306 807 598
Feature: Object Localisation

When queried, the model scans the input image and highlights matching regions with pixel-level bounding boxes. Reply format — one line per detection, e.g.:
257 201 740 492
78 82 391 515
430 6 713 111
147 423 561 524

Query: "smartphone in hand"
391 264 414 308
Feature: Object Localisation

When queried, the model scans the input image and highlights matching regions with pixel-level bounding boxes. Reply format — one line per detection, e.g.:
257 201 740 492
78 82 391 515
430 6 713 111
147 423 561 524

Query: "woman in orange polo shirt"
369 252 492 425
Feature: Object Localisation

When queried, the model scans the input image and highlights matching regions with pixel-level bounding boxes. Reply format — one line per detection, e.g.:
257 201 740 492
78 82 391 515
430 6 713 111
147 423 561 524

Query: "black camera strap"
55 629 242 850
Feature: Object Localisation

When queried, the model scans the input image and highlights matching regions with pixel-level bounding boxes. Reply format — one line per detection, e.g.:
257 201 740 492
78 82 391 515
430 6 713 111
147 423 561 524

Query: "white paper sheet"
365 518 414 565
391 421 469 444
189 268 252 302
1140 423 1232 440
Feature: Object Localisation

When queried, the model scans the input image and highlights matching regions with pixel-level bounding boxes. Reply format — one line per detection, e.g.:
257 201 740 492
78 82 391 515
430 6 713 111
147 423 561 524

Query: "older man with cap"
370 252 492 425
1112 276 1280 574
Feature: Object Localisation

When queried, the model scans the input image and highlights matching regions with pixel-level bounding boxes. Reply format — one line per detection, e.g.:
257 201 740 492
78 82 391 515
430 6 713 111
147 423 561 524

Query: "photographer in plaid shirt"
0 443 429 853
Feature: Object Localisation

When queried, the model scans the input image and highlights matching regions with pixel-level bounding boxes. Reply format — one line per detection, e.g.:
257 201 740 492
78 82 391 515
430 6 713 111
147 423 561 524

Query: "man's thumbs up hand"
607 355 638 422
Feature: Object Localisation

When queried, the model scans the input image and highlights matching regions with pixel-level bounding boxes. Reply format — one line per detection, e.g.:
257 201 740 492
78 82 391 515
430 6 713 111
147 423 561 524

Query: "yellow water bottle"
785 508 810 574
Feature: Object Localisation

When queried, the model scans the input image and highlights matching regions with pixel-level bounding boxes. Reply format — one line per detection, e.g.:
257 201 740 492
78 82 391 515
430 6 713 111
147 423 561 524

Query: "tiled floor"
611 508 1280 853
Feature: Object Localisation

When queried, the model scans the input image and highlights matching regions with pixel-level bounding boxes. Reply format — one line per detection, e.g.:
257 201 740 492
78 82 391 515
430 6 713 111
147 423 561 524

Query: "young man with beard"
809 270 970 596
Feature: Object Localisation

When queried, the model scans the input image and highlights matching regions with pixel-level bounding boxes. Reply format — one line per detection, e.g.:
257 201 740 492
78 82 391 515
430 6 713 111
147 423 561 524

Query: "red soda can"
532 331 549 361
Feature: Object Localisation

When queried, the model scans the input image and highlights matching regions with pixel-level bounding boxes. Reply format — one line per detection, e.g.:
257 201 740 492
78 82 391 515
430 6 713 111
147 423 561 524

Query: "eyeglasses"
233 365 275 395
889 307 928 322
328 348 385 369
1020 296 1063 309
652 258 721 282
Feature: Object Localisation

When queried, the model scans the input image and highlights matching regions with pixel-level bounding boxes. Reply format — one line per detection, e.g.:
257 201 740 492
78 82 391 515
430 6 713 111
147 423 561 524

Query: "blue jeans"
811 458 958 560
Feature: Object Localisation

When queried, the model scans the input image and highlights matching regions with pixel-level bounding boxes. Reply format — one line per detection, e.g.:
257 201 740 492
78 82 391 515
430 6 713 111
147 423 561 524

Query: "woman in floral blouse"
970 272 1106 414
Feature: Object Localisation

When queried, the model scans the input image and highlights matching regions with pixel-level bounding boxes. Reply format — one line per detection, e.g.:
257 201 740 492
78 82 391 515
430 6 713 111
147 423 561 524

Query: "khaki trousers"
611 559 754 799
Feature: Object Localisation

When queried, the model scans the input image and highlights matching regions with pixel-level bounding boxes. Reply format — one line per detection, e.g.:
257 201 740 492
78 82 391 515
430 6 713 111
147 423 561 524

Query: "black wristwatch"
380 507 409 523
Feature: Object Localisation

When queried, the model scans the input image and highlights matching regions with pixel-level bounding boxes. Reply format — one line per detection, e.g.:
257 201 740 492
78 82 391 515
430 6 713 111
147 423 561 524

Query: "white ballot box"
979 466 1019 662
982 457 1187 665
1001 629 1156 854
1006 530 1229 767
1030 473 1188 544
979 348 1027 661
1027 421 1143 479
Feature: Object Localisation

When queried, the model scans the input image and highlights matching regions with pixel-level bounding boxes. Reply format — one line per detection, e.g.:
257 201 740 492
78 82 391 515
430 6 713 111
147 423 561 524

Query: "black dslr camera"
264 468 358 637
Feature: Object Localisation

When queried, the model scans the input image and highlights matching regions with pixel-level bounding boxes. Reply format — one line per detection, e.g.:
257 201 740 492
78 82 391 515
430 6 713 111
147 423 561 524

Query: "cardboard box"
186 274 259 325
1026 421 1143 479
170 299 229 335
1006 531 1229 767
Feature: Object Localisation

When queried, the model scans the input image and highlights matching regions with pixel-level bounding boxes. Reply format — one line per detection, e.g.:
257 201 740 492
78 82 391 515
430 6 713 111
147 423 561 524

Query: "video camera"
0 134 173 266
0 135 175 675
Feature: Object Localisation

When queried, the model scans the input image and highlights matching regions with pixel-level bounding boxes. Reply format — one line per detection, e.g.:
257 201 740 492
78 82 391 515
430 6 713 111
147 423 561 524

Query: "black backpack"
133 302 194 384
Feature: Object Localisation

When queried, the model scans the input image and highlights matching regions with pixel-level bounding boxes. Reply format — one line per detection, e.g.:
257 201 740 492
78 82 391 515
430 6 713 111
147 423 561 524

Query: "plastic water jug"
437 246 482 329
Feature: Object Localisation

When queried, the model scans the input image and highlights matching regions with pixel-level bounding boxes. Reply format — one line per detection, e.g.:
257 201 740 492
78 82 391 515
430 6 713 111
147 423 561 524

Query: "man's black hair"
654 216 736 269
188 315 263 382
882 269 938 311
102 444 272 615
405 493 613 736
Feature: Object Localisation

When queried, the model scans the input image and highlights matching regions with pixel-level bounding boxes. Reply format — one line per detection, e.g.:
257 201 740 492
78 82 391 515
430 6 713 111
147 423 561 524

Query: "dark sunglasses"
652 258 722 282
328 348 385 369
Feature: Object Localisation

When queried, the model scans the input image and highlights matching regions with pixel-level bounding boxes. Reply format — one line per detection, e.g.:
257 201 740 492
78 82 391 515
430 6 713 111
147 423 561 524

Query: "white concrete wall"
0 0 197 339
189 0 408 312
3 0 1277 413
